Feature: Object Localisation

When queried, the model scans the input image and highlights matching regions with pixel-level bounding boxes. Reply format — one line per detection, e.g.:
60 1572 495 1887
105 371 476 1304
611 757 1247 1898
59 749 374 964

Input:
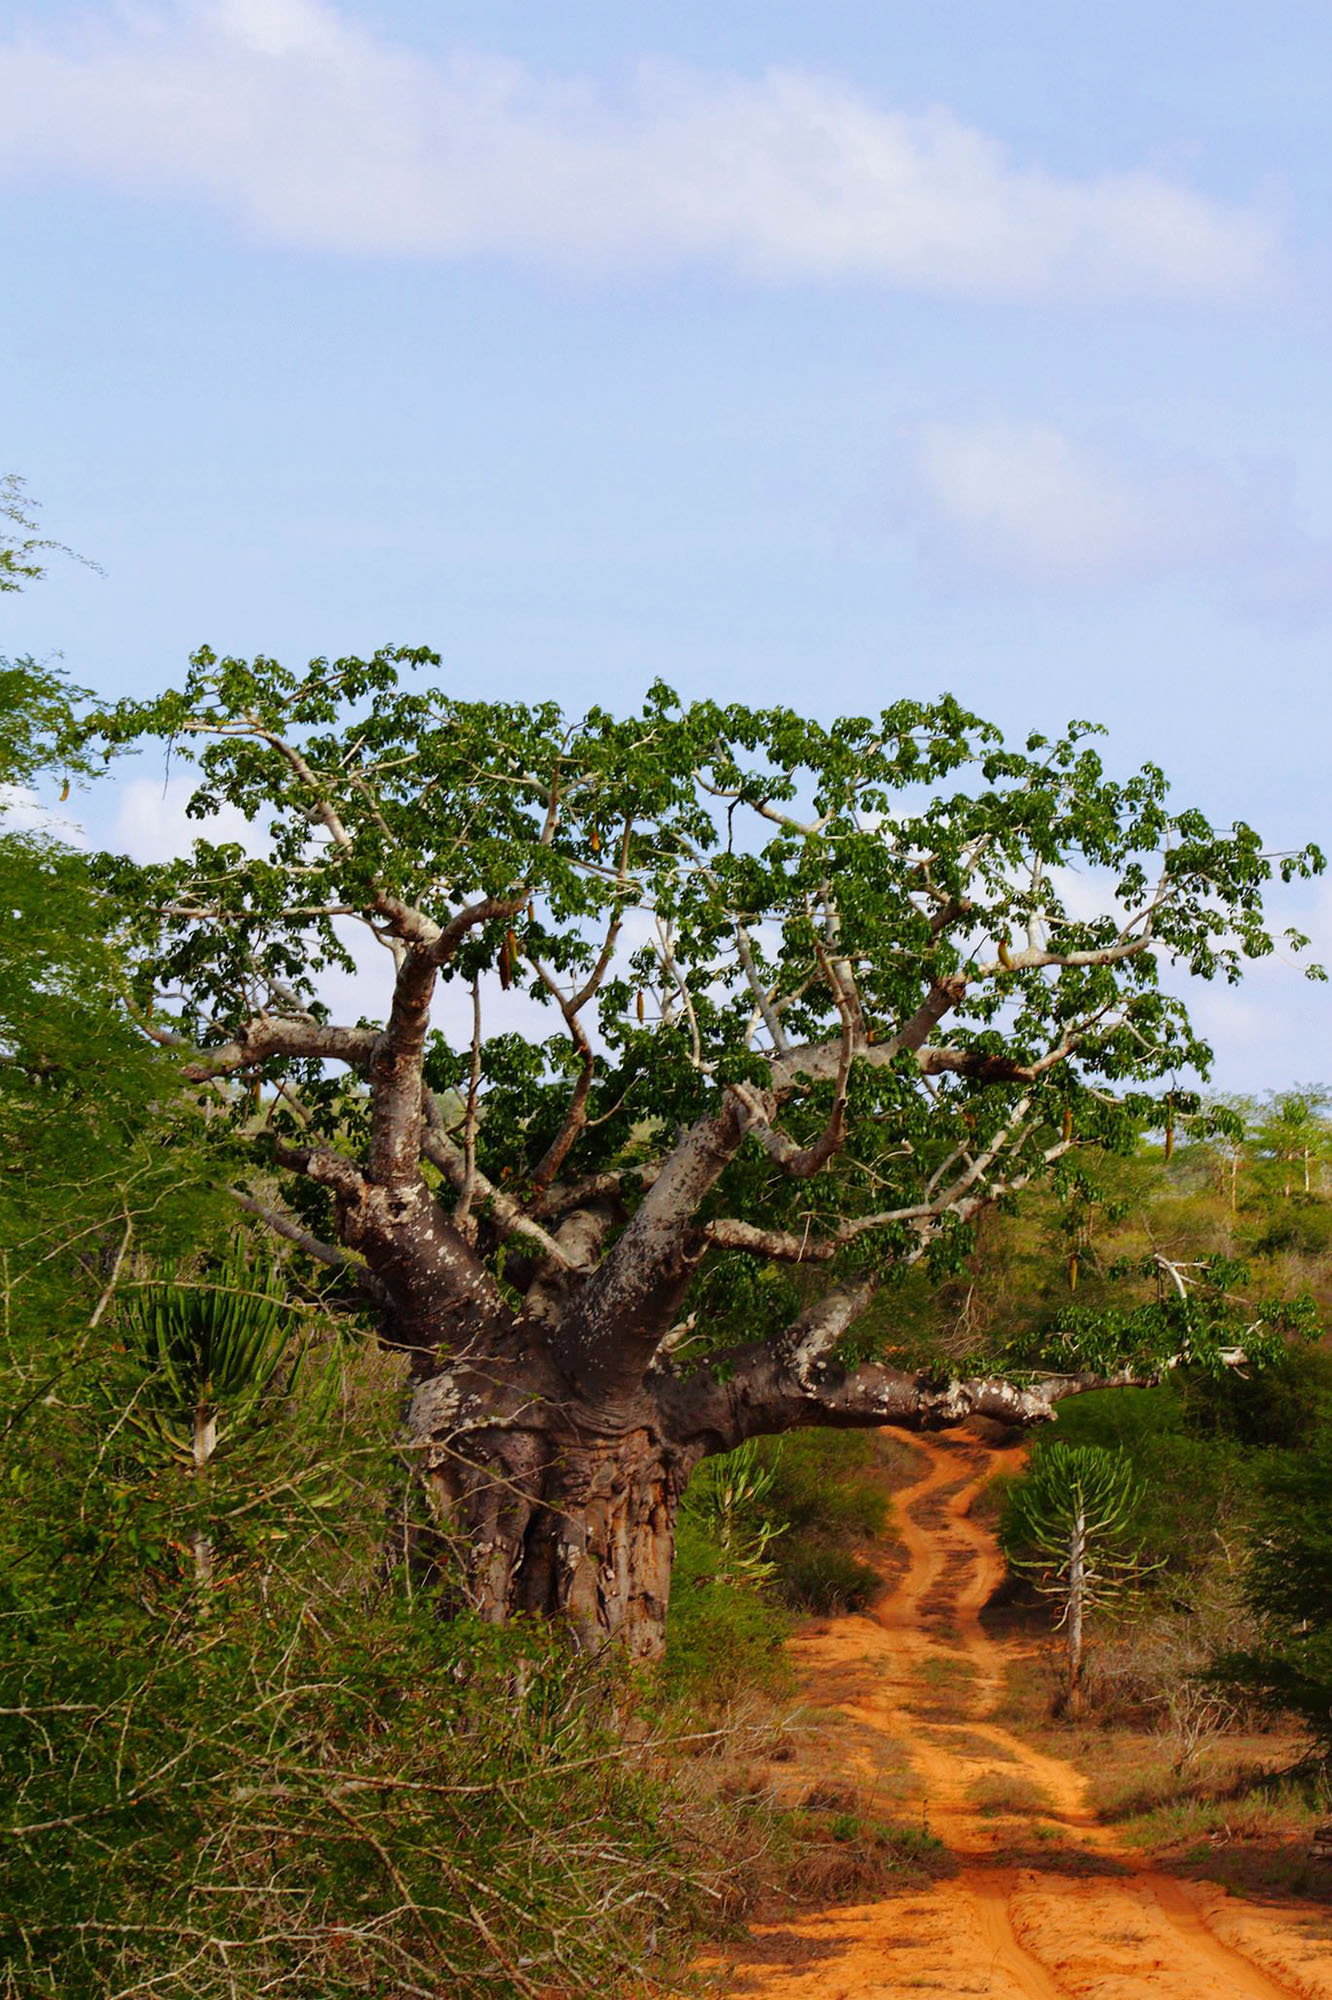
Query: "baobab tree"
95 648 1324 1656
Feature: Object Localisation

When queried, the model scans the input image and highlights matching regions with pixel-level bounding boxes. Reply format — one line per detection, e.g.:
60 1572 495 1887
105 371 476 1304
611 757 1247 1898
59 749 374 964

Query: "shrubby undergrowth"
666 1426 904 1703
999 1347 1332 1763
3 1593 705 1998
3 1298 812 2000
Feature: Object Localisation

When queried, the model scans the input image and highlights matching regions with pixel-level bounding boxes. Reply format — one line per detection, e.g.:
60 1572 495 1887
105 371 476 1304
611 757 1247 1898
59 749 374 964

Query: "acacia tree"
1255 1086 1332 1197
94 648 1324 1655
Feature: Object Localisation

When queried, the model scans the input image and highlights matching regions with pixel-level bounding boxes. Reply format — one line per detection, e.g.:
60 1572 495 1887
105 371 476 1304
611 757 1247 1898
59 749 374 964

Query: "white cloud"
0 782 88 842
899 420 1332 617
111 773 259 864
0 0 1280 299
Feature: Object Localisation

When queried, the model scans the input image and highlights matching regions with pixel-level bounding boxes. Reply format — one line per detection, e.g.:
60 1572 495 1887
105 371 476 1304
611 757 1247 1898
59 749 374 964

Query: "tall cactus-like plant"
1001 1441 1155 1711
122 1246 299 1584
683 1439 785 1587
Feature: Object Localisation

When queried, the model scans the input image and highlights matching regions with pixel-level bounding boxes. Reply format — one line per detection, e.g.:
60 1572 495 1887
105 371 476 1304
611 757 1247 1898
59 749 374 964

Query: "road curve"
712 1431 1332 2000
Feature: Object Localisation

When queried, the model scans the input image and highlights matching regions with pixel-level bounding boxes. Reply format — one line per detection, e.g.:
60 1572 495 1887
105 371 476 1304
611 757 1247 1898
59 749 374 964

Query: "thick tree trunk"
391 1259 1179 1661
405 1361 695 1659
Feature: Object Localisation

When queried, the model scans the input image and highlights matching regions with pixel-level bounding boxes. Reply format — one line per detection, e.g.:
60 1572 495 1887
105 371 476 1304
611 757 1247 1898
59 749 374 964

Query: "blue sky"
2 0 1328 1088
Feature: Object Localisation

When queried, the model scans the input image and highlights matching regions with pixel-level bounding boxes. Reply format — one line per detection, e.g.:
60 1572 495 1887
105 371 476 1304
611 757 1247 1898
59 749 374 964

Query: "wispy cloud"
898 420 1332 620
111 773 259 865
0 0 1281 299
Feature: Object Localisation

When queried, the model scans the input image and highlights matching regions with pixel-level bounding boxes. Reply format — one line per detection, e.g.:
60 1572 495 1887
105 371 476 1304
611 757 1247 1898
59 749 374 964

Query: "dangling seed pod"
1164 1094 1175 1161
997 937 1014 970
590 828 600 854
1062 1105 1073 1144
499 929 515 990
59 777 70 802
1068 1251 1079 1292
636 988 645 1023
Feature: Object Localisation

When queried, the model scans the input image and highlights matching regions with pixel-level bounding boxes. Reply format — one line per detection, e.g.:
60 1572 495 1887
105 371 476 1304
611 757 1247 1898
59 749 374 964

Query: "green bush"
664 1499 792 1705
0 1256 762 2000
1047 1387 1252 1574
663 1428 899 1694
1217 1434 1332 1758
757 1430 890 1540
1177 1341 1332 1450
778 1547 883 1615
1 1585 715 2000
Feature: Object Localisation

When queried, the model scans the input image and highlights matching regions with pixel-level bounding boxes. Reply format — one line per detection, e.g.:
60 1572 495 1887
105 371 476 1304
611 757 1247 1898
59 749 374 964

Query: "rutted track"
715 1433 1332 1999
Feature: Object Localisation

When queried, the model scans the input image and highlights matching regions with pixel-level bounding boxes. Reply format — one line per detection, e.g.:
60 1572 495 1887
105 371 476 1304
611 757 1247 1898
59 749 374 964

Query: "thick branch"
553 1094 750 1400
367 947 438 1184
183 1018 379 1081
268 1139 511 1349
529 1163 660 1222
269 1139 368 1204
706 1212 908 1263
656 1319 1250 1458
427 890 529 968
368 892 530 1188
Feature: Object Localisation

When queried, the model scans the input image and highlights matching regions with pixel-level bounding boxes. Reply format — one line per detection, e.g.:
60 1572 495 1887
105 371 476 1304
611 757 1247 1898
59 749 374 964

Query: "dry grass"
965 1770 1057 1817
994 1649 1332 1901
907 1654 979 1723
780 1813 951 1904
661 1680 942 1925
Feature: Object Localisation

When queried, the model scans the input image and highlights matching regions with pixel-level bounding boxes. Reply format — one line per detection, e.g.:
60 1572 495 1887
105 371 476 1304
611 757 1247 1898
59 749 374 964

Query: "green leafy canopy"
86 646 1325 1381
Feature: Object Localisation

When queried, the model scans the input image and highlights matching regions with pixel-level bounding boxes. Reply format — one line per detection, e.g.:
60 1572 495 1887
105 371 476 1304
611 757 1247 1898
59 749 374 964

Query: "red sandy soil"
709 1431 1332 1999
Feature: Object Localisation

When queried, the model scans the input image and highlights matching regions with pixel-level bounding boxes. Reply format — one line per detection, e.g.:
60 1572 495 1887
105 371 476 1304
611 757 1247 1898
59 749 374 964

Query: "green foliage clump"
668 1429 895 1683
756 1430 891 1613
1047 1388 1246 1575
1218 1437 1332 1758
121 1245 306 1458
667 1447 793 1703
759 1429 891 1541
2 1583 711 2000
779 1546 883 1615
662 1543 794 1705
1178 1341 1332 1450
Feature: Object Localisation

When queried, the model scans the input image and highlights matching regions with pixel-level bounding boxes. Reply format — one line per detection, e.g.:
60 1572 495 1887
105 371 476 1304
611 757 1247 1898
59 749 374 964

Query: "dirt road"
717 1431 1332 1999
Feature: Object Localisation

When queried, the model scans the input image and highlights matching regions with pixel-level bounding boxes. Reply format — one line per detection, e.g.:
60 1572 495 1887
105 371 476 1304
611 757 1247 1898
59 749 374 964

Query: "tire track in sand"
714 1432 1332 1999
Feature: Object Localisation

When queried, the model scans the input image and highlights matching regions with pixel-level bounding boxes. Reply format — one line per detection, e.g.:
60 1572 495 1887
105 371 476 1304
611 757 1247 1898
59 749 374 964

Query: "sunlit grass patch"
966 1770 1057 1817
909 1653 979 1721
